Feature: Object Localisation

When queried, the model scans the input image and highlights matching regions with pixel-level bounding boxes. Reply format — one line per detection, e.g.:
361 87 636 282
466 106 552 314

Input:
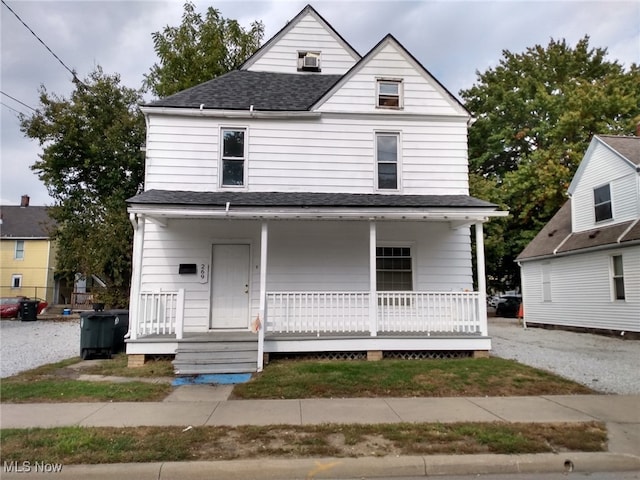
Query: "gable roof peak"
240 4 360 71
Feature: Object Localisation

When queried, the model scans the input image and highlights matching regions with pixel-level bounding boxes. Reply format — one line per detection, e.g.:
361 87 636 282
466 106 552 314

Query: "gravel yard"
489 317 640 395
0 318 80 378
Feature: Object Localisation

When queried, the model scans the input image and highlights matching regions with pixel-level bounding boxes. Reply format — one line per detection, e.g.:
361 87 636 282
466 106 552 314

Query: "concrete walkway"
1 390 639 479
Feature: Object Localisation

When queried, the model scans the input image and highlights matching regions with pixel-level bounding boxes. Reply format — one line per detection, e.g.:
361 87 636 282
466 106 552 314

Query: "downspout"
128 213 145 342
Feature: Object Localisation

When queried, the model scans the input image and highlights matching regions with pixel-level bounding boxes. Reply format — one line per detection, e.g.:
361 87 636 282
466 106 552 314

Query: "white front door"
211 244 250 329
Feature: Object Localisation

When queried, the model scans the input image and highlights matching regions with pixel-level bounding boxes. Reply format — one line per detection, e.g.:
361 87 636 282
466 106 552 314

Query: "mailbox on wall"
179 263 209 283
178 264 197 274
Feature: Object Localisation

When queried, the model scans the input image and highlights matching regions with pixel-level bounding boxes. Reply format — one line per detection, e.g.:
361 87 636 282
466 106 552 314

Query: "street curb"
3 452 639 479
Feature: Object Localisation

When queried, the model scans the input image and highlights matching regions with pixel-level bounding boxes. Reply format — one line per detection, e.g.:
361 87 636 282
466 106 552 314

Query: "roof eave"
139 106 321 119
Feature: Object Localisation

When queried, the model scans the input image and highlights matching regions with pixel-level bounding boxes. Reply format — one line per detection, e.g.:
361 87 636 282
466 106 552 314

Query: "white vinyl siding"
144 115 469 195
520 246 640 332
138 220 474 332
245 14 357 75
571 142 639 232
318 43 462 116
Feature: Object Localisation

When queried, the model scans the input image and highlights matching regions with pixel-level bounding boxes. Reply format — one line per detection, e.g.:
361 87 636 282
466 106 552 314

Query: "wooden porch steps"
172 332 258 375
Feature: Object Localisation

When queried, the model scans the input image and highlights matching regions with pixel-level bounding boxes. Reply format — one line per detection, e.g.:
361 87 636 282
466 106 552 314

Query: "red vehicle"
0 297 49 318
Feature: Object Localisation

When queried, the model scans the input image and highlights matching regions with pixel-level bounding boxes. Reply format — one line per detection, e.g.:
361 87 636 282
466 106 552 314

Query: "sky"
1 0 639 206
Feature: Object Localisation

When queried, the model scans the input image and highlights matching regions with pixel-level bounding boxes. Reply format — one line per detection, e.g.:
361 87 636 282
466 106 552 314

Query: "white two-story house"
126 5 506 373
518 134 640 333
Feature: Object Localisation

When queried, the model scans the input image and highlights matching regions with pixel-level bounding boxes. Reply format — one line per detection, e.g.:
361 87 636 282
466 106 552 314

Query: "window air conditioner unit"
303 54 319 69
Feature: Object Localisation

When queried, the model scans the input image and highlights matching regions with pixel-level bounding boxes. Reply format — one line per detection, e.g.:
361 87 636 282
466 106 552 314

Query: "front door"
210 244 250 329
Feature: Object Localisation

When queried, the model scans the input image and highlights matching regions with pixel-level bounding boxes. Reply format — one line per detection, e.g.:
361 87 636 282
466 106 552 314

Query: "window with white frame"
377 79 402 108
11 274 22 289
221 128 246 187
594 184 612 222
376 246 412 291
376 133 399 190
612 255 625 300
15 240 24 259
297 51 321 72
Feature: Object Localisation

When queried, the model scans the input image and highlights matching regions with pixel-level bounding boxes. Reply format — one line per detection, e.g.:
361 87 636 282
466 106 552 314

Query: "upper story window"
377 79 402 109
612 255 625 300
376 133 399 190
594 184 612 222
297 51 321 72
14 240 24 260
221 128 246 187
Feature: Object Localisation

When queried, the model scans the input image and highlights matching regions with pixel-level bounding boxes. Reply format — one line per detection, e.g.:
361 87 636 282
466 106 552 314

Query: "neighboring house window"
11 274 22 289
376 246 412 291
376 133 399 190
377 79 402 108
612 255 625 300
297 51 321 72
594 184 612 222
14 240 24 259
221 128 246 187
542 262 551 302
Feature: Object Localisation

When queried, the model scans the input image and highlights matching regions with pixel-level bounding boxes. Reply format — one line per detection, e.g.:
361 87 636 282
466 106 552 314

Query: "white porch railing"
134 290 185 340
266 292 371 334
377 292 480 334
265 291 482 335
131 290 481 340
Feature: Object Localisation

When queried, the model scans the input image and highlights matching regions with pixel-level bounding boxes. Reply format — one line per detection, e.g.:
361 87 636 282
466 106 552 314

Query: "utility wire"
1 91 36 111
1 0 85 87
1 101 26 116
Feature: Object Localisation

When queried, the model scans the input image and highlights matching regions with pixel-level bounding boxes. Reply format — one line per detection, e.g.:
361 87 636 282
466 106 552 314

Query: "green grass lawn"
0 421 607 464
232 357 594 399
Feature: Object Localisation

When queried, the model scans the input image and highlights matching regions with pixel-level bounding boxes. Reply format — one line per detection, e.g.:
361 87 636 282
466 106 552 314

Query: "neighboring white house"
126 5 506 373
518 134 640 333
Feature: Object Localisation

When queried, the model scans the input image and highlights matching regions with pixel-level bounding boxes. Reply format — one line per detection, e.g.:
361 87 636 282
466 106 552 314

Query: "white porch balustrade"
265 291 482 336
266 292 371 334
131 290 482 340
133 290 185 340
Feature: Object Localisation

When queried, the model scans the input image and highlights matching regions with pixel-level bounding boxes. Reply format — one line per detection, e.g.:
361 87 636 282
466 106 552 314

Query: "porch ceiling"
128 190 508 225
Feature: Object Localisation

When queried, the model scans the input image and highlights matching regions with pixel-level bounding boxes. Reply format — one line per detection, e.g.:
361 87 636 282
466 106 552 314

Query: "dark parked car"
0 297 49 318
495 295 522 318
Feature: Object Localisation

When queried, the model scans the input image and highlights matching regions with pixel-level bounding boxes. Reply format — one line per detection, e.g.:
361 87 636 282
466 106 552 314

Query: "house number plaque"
199 263 209 284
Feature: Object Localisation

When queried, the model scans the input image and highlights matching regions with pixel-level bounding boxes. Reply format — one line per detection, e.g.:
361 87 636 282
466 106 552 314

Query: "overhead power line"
1 0 85 87
1 101 26 116
1 91 36 111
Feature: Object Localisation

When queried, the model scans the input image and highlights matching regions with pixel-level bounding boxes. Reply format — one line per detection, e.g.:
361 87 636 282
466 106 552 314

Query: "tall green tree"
461 36 640 290
144 1 264 98
21 67 145 306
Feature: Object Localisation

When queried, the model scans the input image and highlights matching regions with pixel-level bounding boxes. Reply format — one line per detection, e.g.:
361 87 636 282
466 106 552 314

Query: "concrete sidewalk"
2 391 639 479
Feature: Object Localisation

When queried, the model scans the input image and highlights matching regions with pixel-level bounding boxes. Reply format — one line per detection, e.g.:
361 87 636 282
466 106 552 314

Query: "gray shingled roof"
127 190 496 209
517 201 640 261
598 135 640 166
0 206 55 238
146 71 343 111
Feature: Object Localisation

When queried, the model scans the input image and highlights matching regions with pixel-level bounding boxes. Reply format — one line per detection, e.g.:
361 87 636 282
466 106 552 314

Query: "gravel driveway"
489 317 640 395
0 318 80 378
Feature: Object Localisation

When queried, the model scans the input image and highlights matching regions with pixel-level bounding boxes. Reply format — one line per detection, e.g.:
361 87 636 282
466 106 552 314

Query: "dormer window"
594 184 612 222
297 51 321 72
377 79 402 109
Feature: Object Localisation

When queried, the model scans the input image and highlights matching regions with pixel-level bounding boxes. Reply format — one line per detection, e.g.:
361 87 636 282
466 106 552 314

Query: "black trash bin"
19 300 39 322
80 311 116 359
110 309 129 354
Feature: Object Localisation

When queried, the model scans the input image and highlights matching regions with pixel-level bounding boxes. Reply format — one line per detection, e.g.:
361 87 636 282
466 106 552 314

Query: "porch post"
257 221 268 371
127 213 145 341
369 221 377 337
475 221 488 336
